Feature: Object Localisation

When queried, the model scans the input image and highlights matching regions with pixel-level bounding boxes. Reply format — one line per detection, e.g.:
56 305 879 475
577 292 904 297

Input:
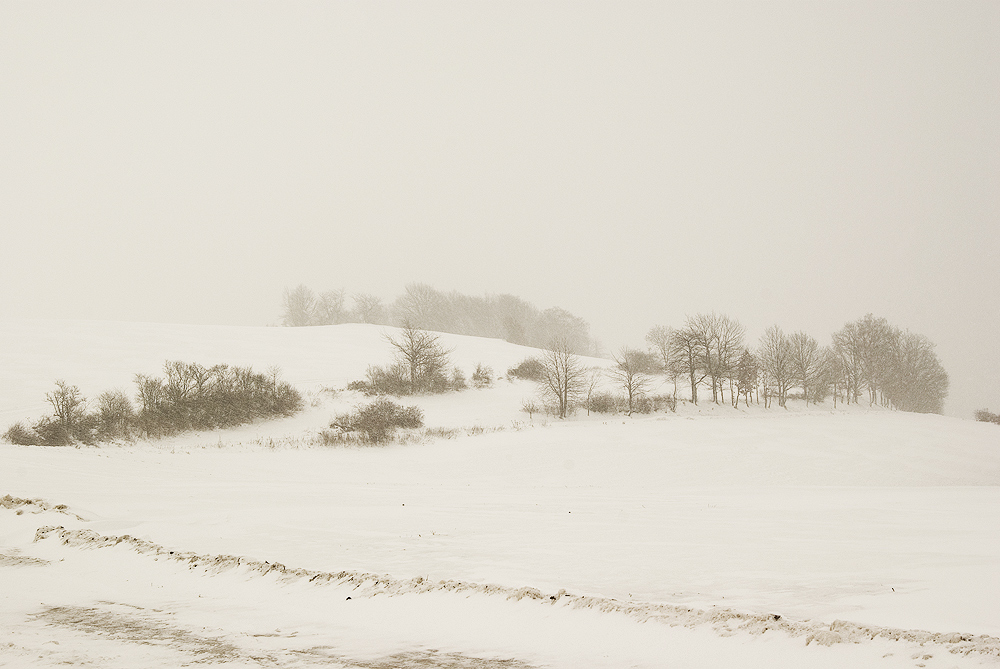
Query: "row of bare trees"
531 339 662 418
281 283 596 355
643 313 948 414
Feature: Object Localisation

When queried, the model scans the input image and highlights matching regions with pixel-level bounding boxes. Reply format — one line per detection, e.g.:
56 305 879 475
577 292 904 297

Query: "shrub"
472 363 494 389
507 357 545 382
384 325 453 394
450 366 468 391
354 360 454 397
6 362 304 445
96 389 135 441
650 394 677 413
330 398 424 444
631 395 654 414
43 380 92 444
3 422 40 445
356 363 412 396
974 409 1000 425
346 380 373 394
133 362 303 436
585 391 619 414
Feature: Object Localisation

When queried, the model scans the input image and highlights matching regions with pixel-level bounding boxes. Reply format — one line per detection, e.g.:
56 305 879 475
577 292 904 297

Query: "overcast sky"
1 2 997 418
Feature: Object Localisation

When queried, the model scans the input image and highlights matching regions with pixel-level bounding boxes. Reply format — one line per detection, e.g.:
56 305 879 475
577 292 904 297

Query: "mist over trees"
284 281 949 417
644 313 949 415
280 282 596 355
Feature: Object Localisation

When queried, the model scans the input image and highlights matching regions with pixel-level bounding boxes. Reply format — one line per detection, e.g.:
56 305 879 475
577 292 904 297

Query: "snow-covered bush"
472 363 493 388
134 362 302 437
450 366 468 391
328 398 424 444
4 363 303 446
585 391 618 414
650 394 677 413
507 357 545 382
520 400 540 419
95 389 136 441
2 422 41 445
974 409 1000 425
349 363 412 396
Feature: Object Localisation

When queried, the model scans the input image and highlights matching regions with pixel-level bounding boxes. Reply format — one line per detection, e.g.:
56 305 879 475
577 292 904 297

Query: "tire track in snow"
30 524 1000 661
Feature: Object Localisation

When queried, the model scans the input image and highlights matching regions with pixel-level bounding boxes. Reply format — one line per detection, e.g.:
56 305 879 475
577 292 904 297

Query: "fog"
1 2 997 418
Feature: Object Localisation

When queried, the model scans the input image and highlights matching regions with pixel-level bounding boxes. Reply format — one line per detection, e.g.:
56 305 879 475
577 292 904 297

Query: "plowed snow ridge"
31 521 1000 660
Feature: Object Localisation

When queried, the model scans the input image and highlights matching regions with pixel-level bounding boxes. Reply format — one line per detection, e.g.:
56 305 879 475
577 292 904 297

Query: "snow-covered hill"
1 320 998 668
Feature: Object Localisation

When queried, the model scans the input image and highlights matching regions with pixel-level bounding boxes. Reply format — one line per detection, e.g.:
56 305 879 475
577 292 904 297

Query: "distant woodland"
280 283 595 355
281 285 949 415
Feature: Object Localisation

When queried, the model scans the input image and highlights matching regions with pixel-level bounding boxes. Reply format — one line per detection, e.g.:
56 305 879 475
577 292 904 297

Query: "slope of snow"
1 319 998 667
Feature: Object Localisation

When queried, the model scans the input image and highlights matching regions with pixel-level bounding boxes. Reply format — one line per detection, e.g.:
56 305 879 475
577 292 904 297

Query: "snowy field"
1 320 998 668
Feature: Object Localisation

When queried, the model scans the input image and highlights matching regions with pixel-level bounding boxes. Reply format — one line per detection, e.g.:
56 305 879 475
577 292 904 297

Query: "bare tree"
711 314 746 404
316 289 348 325
538 337 587 419
818 346 844 407
537 307 592 355
392 283 448 330
882 332 949 414
281 284 317 327
496 293 534 346
583 367 603 416
646 325 672 368
669 325 706 404
788 331 823 405
830 328 861 404
384 323 453 394
855 314 900 407
609 347 654 415
646 324 681 395
678 313 744 404
833 314 900 406
46 380 87 444
758 325 794 408
352 293 386 324
734 349 758 408
95 389 135 440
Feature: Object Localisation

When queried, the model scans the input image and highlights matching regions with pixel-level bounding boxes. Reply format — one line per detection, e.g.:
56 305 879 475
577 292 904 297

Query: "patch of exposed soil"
33 604 247 664
351 650 536 668
0 550 49 567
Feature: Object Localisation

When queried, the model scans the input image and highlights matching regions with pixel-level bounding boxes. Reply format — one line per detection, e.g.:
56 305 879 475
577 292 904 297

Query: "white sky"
1 2 997 418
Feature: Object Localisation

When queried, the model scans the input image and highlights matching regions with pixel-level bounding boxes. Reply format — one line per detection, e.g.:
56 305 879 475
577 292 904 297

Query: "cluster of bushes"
4 361 303 446
581 392 677 416
325 398 424 444
471 364 494 389
346 324 497 397
349 362 496 397
974 409 1000 425
349 363 465 396
520 391 678 420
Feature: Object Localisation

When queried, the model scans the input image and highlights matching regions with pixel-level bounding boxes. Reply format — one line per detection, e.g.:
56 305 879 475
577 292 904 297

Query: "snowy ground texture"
1 320 999 668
